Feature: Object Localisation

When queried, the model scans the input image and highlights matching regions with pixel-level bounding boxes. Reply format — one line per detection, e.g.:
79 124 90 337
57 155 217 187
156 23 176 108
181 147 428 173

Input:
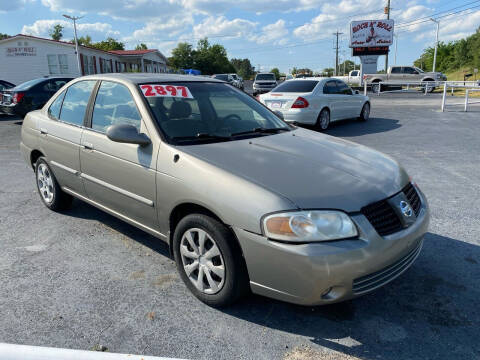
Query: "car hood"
178 128 408 212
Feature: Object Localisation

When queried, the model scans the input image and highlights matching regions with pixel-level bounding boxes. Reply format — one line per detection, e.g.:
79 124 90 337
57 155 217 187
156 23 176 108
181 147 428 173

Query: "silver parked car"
253 72 277 96
259 78 370 130
20 74 429 307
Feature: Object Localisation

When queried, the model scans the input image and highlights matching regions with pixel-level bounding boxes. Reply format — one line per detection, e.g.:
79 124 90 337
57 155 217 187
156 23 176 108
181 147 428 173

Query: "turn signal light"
291 96 309 108
13 92 25 104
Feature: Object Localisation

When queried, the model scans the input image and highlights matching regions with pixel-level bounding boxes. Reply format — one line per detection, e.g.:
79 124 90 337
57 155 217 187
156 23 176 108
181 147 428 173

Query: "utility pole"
384 0 391 72
430 18 440 72
333 31 343 76
63 14 83 75
394 33 398 65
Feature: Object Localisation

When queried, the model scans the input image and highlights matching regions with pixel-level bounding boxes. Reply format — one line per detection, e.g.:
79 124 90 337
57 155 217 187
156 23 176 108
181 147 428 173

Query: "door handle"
40 128 48 135
82 142 94 150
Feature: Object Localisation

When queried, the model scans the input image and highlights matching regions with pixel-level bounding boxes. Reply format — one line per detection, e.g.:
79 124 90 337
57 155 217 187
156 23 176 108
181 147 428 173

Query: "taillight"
13 92 25 104
291 96 309 108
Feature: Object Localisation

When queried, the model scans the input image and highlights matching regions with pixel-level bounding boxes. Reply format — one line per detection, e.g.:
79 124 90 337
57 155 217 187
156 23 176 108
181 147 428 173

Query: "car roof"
79 73 224 84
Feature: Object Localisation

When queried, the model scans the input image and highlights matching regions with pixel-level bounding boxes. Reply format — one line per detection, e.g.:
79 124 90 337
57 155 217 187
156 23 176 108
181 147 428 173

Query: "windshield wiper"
230 127 290 137
171 133 231 141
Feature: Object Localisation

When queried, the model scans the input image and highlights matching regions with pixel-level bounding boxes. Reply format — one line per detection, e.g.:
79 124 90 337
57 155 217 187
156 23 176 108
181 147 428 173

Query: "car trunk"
0 90 13 105
261 92 312 110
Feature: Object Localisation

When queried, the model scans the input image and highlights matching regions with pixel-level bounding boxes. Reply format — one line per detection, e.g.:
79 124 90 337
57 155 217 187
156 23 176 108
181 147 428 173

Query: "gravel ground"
0 94 479 360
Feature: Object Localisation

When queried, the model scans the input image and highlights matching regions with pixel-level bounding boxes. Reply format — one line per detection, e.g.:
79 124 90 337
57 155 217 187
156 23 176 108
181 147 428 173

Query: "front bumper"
233 187 430 306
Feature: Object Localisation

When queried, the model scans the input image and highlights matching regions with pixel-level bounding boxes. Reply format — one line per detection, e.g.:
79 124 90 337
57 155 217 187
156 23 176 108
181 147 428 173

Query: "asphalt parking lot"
0 95 479 360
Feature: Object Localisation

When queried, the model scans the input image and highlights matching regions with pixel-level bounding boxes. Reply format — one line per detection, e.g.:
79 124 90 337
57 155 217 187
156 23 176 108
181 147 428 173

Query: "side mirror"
106 124 151 146
274 110 284 120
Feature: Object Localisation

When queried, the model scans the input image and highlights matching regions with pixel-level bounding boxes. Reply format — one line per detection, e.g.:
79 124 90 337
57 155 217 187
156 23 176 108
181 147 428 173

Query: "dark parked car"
0 77 73 117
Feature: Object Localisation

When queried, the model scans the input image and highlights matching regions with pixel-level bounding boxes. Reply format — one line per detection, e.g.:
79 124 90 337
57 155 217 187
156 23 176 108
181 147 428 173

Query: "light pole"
430 18 440 72
394 33 398 65
63 14 84 75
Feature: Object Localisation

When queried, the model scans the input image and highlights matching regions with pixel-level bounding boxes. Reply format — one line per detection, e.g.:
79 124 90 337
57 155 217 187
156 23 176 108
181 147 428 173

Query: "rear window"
213 74 228 81
273 80 318 93
256 74 275 81
14 78 46 91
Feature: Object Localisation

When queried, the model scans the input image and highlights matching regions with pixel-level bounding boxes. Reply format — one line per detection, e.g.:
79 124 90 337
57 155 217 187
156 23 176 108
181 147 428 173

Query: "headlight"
262 210 358 242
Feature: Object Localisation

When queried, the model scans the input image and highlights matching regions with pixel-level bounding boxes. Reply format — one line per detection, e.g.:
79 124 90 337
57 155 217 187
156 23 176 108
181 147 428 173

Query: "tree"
0 33 10 40
270 68 281 80
50 24 63 41
322 68 334 77
230 58 254 79
135 43 148 50
74 35 92 46
92 37 125 51
169 42 194 70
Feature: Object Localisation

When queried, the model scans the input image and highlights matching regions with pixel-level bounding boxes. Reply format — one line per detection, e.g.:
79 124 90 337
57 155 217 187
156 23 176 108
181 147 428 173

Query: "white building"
0 34 169 85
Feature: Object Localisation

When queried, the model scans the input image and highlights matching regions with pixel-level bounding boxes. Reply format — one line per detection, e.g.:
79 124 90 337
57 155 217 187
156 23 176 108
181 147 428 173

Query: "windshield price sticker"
140 84 193 99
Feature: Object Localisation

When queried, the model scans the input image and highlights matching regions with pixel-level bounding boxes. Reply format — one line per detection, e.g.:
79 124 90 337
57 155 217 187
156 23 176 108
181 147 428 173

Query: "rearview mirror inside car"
273 110 284 120
106 124 151 146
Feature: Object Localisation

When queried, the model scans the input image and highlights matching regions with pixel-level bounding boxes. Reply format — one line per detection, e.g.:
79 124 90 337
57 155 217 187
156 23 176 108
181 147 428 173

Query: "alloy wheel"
362 103 370 120
37 163 54 204
320 110 330 130
180 228 225 294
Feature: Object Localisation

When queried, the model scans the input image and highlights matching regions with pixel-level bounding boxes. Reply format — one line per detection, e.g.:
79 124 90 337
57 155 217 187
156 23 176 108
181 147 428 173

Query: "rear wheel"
359 102 370 121
173 213 249 307
35 157 72 211
316 108 330 131
371 82 381 94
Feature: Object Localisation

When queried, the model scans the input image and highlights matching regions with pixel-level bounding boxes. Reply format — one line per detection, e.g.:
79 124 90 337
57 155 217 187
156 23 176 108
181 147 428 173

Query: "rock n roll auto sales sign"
350 20 394 48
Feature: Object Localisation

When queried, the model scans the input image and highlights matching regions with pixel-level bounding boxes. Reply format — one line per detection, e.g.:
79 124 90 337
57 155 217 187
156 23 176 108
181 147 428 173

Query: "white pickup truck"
333 70 361 86
366 66 447 93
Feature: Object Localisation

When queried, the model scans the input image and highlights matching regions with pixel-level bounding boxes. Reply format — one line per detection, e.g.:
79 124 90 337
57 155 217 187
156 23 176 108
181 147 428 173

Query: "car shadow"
298 117 402 137
222 232 479 359
61 199 172 259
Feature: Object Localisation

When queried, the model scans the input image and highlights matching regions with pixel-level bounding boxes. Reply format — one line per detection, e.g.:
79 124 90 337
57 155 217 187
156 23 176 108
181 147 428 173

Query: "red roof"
109 49 157 55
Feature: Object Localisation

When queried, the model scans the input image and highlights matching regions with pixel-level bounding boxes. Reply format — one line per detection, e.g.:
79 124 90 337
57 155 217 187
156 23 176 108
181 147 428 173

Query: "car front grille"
361 183 422 236
352 239 423 294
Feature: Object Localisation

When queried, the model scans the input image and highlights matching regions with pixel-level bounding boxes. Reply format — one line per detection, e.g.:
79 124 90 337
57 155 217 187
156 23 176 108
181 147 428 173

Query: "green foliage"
168 38 235 75
0 33 10 40
337 60 359 75
135 43 148 50
91 37 125 51
50 24 63 41
74 35 93 46
230 58 254 79
270 68 281 80
322 68 334 76
414 28 480 72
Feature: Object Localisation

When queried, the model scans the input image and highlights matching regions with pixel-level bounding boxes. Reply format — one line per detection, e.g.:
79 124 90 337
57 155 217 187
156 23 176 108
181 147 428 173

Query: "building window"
82 55 96 75
47 54 69 75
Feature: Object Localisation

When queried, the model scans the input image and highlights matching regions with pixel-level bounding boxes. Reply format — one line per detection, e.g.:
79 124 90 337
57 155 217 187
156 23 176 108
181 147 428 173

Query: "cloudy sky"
1 0 479 72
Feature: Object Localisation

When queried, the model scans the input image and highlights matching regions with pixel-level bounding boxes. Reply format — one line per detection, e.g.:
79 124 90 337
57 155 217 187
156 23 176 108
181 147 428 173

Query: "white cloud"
21 19 119 40
251 20 289 45
192 16 257 39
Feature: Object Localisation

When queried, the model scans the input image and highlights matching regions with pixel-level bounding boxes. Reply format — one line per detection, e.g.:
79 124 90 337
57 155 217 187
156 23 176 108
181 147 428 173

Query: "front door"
79 80 158 230
38 80 97 196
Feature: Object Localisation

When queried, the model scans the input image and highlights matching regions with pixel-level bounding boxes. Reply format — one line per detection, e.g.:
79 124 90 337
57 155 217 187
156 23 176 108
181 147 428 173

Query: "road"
0 96 479 360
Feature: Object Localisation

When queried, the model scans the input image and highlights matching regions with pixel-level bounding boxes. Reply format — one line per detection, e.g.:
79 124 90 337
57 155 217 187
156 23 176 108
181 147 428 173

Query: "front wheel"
316 108 330 131
359 103 370 121
371 83 381 94
173 214 249 307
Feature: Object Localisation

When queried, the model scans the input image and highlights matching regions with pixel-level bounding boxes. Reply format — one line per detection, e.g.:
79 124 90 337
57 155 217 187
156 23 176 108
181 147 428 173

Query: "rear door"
38 80 97 196
79 80 158 230
335 80 362 118
389 66 403 82
322 80 344 120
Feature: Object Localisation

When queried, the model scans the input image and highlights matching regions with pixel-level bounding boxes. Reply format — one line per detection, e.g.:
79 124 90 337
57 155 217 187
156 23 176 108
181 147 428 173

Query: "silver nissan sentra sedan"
20 74 429 307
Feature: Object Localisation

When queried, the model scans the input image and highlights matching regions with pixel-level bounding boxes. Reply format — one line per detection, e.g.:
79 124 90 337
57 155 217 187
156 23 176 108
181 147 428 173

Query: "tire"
359 102 370 122
172 213 249 307
34 157 73 211
422 82 435 93
316 108 330 131
371 82 381 94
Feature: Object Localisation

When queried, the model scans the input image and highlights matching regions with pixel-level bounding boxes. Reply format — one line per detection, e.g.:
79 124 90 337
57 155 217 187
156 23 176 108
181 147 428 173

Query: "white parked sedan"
259 78 370 130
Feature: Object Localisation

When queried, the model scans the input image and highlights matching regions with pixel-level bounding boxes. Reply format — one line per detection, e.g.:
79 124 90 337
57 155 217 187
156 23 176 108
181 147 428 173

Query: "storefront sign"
6 47 37 57
350 20 394 48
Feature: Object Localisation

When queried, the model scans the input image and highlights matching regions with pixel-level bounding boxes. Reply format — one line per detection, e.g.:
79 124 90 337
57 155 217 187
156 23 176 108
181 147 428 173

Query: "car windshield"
414 67 424 73
256 74 275 81
213 74 228 81
13 78 46 91
273 80 318 93
141 82 290 144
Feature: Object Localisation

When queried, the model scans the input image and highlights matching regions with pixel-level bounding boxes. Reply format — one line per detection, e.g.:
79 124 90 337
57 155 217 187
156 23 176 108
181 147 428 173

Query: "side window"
323 81 337 94
48 90 66 120
59 81 96 126
335 80 352 95
391 67 402 74
403 67 415 74
91 81 141 133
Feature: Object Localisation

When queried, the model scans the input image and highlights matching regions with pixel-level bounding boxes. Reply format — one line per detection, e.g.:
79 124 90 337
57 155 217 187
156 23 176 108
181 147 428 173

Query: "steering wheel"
216 114 242 131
